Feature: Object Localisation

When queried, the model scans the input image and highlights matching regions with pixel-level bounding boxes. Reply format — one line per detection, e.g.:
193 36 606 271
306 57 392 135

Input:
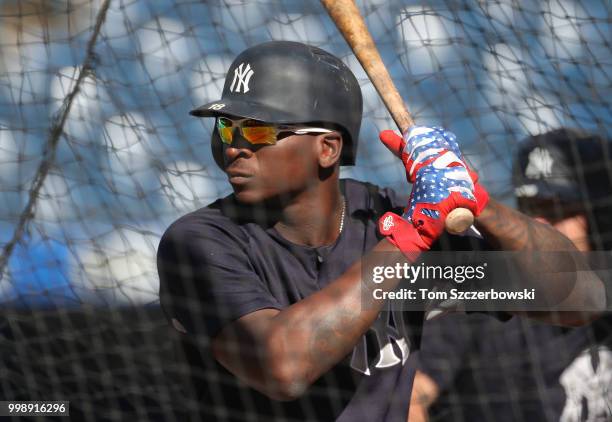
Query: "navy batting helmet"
514 129 612 248
190 41 363 167
513 128 611 207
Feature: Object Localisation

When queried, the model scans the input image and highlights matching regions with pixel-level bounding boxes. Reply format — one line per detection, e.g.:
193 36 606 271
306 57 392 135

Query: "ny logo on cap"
230 63 254 93
525 147 554 179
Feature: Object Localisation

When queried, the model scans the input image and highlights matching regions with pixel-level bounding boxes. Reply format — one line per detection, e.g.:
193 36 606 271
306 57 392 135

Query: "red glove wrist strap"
379 212 430 262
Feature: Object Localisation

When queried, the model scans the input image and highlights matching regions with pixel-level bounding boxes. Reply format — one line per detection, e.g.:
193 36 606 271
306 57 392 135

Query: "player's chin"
230 177 296 205
231 182 266 204
232 185 289 206
233 191 262 204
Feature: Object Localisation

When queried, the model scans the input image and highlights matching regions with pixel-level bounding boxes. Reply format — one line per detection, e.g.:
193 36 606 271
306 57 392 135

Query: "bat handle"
445 208 474 234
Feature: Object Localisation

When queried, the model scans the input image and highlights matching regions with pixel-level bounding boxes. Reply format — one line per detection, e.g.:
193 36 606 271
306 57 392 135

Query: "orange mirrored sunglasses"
216 117 333 145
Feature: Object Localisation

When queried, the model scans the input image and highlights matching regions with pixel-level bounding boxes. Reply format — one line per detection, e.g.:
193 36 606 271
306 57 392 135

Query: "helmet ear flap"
340 128 356 166
211 130 225 169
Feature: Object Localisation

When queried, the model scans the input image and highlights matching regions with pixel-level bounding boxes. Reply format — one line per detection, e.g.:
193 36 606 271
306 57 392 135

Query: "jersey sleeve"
157 214 282 338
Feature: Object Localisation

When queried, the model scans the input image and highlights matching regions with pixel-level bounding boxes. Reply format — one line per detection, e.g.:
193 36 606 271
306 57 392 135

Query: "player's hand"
378 127 486 248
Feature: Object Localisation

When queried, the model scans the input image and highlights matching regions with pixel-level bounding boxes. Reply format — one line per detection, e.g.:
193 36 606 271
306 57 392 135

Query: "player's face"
535 214 590 252
221 128 321 204
521 199 590 251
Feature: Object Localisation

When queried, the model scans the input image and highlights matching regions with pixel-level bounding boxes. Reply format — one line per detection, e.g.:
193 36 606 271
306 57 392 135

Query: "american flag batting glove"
378 127 486 250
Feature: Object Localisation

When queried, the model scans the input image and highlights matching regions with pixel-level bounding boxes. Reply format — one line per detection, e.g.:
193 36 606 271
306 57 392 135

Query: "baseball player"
410 129 612 422
157 42 606 421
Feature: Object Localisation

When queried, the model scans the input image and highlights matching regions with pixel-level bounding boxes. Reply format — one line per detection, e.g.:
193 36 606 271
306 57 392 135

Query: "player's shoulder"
342 178 406 216
159 194 247 249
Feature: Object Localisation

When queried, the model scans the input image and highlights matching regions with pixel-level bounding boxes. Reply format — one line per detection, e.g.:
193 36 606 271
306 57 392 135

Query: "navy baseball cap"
513 128 611 206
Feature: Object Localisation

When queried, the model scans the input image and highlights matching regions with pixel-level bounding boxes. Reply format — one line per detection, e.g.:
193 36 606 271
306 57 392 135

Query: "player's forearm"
475 199 605 323
475 199 574 251
262 239 409 398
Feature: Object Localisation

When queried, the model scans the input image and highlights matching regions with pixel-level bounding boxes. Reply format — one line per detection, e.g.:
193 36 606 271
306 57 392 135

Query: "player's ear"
317 131 342 168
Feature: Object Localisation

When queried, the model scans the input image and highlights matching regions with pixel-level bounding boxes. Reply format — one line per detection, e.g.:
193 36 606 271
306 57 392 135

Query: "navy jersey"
157 178 488 421
419 309 612 421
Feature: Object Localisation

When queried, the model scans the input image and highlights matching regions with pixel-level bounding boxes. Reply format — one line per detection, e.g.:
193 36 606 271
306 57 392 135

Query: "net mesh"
0 0 610 420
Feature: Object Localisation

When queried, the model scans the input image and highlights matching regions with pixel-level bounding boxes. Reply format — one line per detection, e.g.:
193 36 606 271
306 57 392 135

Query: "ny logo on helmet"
230 63 254 93
525 147 554 179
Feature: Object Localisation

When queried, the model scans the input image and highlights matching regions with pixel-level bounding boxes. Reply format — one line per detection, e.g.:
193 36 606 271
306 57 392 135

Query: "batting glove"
378 211 430 262
378 127 487 252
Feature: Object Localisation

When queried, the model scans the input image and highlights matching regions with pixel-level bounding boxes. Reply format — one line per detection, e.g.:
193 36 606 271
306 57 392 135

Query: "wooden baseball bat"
320 0 474 234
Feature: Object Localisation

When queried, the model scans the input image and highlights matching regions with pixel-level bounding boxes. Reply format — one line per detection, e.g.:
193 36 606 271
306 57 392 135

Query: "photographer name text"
372 288 536 301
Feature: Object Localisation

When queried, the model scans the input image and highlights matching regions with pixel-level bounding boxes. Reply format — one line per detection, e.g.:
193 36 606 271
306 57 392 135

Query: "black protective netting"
0 0 610 421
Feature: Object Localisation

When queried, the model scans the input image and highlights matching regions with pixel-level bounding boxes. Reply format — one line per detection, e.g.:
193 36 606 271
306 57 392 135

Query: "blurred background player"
410 128 612 422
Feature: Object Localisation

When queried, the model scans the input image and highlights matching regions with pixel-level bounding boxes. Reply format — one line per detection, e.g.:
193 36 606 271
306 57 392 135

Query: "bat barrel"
320 0 414 132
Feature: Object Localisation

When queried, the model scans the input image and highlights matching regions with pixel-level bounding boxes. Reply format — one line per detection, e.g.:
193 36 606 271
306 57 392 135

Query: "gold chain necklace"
339 197 346 234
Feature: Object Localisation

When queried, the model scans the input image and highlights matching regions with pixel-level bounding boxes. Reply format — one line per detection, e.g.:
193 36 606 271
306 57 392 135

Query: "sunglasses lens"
241 120 277 145
216 118 278 145
241 127 277 144
217 118 234 144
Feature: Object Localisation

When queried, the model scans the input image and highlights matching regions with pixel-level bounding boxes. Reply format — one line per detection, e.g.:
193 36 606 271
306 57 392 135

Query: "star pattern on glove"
400 127 475 223
377 126 491 259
